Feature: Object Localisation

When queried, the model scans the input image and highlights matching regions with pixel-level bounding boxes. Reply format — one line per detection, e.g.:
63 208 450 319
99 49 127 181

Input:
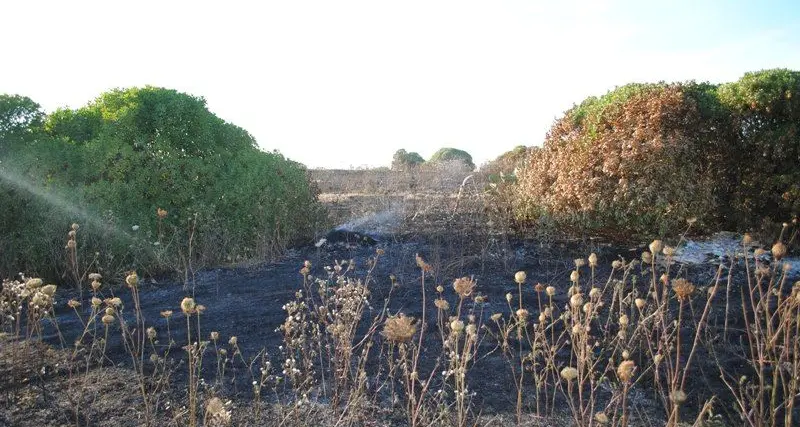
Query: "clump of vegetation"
429 147 475 171
391 149 426 170
510 69 800 238
0 87 325 282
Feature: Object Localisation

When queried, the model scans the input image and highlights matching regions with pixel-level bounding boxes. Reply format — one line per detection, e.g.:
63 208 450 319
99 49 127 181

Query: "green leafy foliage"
0 87 324 282
718 69 800 226
429 147 475 170
391 149 425 170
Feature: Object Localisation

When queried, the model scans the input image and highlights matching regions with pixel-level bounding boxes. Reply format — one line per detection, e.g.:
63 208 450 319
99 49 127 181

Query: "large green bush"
429 147 475 170
391 149 425 170
718 69 800 227
0 87 324 282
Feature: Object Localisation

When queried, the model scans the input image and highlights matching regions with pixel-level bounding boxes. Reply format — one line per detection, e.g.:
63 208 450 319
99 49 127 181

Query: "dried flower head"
619 314 629 327
382 314 417 343
161 310 173 318
67 299 81 309
41 284 57 297
181 297 196 314
157 208 168 219
229 336 238 346
641 251 652 264
570 293 584 309
453 277 476 297
415 254 432 272
436 285 444 293
649 240 663 255
570 270 580 283
71 223 80 231
772 242 787 261
514 271 527 284
612 260 623 269
560 366 579 381
516 308 529 320
635 298 646 310
670 390 687 405
210 331 220 341
25 278 43 289
546 286 556 296
574 258 586 268
663 246 676 257
450 319 465 334
91 280 101 291
91 297 102 307
205 397 231 425
617 360 636 382
101 314 115 325
743 233 753 245
594 412 610 424
505 292 513 303
434 298 450 311
588 253 598 267
88 273 102 281
672 278 696 301
490 313 502 322
466 323 477 336
125 272 138 288
589 287 601 299
147 327 157 340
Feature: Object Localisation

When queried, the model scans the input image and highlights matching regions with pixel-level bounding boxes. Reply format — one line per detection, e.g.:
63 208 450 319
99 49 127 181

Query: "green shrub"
391 149 425 170
718 69 800 227
0 87 325 282
429 147 475 170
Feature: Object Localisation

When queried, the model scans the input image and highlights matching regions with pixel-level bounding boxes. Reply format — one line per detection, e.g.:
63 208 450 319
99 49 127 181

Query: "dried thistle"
453 276 476 298
672 278 696 301
125 272 138 288
382 314 417 343
560 366 579 381
181 297 197 314
617 360 636 383
772 242 787 260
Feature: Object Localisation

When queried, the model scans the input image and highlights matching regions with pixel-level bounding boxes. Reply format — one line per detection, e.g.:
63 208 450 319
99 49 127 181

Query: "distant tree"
429 147 475 170
0 94 44 152
391 149 425 170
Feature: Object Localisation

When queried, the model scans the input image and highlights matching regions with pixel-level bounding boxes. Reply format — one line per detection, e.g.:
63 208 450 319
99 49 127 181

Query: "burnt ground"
3 226 773 427
2 179 798 426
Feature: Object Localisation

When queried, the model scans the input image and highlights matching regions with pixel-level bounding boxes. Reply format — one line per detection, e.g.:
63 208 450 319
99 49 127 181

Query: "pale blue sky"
1 0 798 169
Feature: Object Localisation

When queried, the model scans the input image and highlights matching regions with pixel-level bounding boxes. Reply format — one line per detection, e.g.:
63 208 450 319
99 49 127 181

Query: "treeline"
501 69 800 237
0 87 325 283
392 147 475 170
